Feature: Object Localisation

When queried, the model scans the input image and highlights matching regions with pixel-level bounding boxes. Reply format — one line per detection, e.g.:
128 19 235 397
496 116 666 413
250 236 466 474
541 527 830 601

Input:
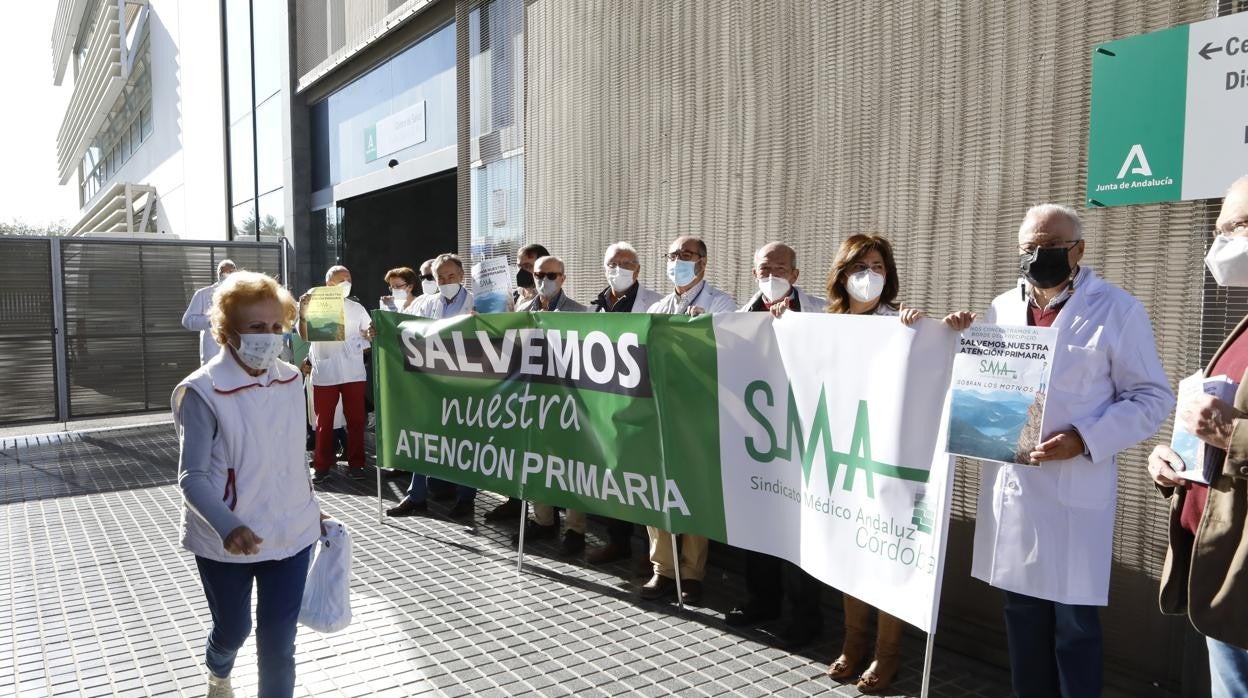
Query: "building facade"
51 0 230 239
40 0 1248 690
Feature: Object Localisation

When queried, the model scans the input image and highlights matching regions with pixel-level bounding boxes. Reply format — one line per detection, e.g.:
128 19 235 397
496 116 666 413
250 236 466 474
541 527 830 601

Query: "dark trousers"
195 545 313 698
1002 590 1102 698
744 549 823 630
605 517 634 547
406 472 476 504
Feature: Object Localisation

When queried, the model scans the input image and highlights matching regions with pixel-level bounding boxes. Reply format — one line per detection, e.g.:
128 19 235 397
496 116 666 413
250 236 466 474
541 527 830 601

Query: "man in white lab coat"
584 241 662 566
181 259 235 364
385 254 480 519
298 265 373 484
974 204 1174 697
640 235 737 606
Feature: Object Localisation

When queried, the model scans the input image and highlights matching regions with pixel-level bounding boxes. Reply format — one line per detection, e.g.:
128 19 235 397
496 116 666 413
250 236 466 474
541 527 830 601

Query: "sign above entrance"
1086 12 1248 207
364 101 427 163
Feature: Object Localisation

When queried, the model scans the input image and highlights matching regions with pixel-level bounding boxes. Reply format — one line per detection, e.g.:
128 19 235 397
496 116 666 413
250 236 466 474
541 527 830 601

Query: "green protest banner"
372 309 728 540
372 308 963 634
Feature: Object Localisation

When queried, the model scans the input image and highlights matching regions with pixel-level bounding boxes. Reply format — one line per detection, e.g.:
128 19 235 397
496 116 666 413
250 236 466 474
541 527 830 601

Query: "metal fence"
0 236 284 427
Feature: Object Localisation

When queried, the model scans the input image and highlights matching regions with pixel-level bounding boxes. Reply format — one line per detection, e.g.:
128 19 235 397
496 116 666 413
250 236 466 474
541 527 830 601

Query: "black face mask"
516 268 535 289
1020 246 1075 290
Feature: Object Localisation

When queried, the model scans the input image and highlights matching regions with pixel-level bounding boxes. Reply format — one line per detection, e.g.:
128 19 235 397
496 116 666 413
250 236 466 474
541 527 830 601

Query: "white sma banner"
715 312 958 632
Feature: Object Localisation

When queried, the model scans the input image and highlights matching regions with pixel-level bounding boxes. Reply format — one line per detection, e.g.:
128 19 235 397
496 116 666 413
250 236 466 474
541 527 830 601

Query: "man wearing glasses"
641 235 737 605
516 255 587 313
1148 175 1248 697
971 204 1173 697
514 255 589 555
646 235 738 317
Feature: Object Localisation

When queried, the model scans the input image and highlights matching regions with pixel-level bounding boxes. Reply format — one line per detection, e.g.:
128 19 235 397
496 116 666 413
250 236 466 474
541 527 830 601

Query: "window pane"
232 201 257 241
255 96 282 195
140 105 152 139
229 114 255 203
257 189 285 241
251 0 282 103
224 0 252 122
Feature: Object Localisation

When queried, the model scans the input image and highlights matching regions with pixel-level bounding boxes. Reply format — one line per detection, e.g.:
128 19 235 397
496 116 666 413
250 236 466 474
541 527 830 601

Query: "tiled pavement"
0 423 1026 697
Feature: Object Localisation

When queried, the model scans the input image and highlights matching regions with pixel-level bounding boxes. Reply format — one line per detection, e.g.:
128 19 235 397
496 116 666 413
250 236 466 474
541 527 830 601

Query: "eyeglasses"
664 250 704 262
1018 241 1081 256
1217 218 1248 237
605 261 638 270
534 271 562 281
420 274 434 281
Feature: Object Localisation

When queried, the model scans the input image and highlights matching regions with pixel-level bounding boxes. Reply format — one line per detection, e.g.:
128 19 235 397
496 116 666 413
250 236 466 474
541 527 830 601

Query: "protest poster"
946 324 1058 465
304 286 346 341
471 256 512 313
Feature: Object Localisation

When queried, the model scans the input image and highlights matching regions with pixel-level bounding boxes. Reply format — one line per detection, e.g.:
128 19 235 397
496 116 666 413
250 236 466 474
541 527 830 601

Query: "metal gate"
0 236 285 427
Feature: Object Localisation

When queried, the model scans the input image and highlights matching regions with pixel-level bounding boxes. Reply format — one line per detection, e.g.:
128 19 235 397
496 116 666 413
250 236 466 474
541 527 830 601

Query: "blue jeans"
1002 590 1102 698
195 545 312 698
406 473 476 504
1208 636 1248 698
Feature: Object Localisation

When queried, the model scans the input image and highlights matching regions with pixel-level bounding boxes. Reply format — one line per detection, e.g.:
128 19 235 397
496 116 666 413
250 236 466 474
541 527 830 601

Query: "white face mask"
232 332 284 372
1204 234 1248 287
439 282 461 301
391 288 409 304
421 279 439 296
757 275 791 302
667 259 698 287
846 269 885 303
538 278 560 298
606 266 634 293
338 281 352 298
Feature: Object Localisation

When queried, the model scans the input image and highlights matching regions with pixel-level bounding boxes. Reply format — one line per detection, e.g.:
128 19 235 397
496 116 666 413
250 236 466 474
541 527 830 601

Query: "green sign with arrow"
1087 12 1248 207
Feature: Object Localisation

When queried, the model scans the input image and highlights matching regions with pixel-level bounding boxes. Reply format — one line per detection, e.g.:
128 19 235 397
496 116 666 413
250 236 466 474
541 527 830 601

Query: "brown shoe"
857 610 904 694
827 631 869 680
639 574 676 601
855 654 900 694
679 579 703 605
586 542 631 565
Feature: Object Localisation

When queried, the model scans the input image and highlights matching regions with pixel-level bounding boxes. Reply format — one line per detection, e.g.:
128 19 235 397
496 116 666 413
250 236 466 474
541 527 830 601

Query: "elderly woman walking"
173 271 324 698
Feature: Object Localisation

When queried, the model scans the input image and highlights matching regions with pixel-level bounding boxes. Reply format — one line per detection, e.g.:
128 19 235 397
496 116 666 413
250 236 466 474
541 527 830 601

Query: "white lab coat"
647 280 738 314
971 267 1174 606
181 282 221 365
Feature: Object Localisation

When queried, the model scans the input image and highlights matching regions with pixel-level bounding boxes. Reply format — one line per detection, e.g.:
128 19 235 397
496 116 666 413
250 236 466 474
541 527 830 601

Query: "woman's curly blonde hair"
209 271 297 346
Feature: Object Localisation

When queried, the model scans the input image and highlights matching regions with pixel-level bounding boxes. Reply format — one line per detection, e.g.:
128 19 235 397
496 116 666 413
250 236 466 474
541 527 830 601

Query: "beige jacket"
1159 314 1248 649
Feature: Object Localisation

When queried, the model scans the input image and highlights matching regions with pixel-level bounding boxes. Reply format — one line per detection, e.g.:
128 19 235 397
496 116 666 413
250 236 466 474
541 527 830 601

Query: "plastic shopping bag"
299 518 352 633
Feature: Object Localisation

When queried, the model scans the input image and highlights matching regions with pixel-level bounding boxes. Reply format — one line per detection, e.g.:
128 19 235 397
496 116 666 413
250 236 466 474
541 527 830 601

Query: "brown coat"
1159 315 1248 650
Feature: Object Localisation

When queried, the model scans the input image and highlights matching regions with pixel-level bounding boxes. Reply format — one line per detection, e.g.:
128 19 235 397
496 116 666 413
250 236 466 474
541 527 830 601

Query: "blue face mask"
667 259 698 287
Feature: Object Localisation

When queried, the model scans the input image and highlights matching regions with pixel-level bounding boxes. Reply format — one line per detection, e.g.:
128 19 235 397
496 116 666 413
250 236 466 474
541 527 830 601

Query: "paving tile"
0 424 1028 698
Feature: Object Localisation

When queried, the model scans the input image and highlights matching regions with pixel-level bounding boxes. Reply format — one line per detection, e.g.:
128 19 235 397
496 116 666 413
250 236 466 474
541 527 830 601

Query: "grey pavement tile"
1 425 1033 698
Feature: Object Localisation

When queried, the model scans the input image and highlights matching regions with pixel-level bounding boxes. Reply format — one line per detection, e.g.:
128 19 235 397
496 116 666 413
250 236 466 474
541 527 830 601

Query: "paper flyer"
304 286 346 342
1171 371 1238 484
946 324 1058 465
471 255 512 313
